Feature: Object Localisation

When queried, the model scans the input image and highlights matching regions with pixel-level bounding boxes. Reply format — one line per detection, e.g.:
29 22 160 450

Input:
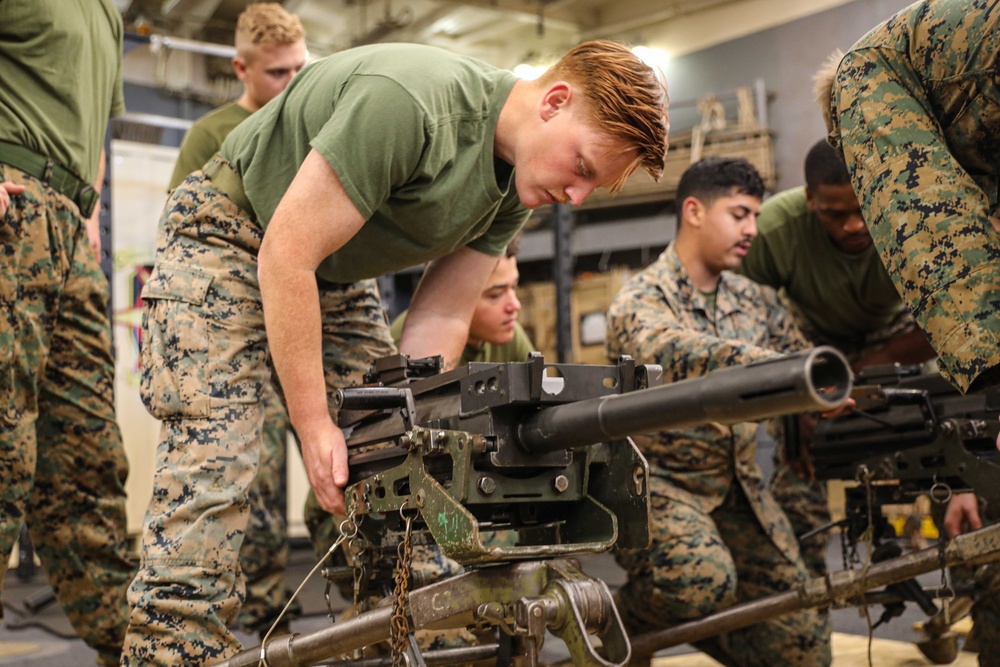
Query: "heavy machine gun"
217 347 852 667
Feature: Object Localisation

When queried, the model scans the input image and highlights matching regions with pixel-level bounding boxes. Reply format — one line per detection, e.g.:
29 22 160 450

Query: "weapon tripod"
233 556 628 667
213 519 1000 667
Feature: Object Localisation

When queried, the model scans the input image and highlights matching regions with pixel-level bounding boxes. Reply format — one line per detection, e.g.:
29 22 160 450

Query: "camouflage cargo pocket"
139 263 213 420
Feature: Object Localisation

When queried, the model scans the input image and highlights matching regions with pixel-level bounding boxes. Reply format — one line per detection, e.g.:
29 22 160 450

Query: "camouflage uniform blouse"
606 244 807 552
829 0 1000 393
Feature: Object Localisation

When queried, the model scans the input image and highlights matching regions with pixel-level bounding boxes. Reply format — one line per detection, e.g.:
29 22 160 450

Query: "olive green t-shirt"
736 186 904 348
390 310 536 367
0 0 125 185
222 43 529 284
168 102 252 191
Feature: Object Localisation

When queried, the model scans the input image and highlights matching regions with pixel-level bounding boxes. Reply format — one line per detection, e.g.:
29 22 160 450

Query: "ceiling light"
631 46 671 73
513 63 547 80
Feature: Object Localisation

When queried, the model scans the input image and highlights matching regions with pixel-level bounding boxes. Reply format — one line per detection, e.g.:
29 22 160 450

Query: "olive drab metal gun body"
215 348 853 667
337 347 853 565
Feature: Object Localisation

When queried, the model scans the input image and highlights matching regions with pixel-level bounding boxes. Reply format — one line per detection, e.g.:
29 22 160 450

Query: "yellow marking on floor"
652 632 978 666
0 641 41 658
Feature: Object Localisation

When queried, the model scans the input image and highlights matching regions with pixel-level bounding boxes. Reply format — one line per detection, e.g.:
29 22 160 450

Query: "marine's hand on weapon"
822 395 855 418
944 493 983 539
300 416 350 514
818 355 857 416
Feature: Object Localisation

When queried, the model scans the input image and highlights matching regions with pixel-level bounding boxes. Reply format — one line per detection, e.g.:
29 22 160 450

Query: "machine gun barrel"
517 346 852 454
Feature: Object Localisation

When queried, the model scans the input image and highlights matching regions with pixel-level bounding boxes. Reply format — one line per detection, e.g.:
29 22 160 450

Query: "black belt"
0 141 99 217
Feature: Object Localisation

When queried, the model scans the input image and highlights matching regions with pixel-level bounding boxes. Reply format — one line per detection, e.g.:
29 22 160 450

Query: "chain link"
937 540 956 602
929 474 953 505
390 511 415 667
345 514 367 611
323 576 336 624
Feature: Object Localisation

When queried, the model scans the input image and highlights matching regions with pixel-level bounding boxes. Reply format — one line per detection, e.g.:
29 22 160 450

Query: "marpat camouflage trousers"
0 165 134 667
122 168 393 666
167 168 300 639
614 484 831 666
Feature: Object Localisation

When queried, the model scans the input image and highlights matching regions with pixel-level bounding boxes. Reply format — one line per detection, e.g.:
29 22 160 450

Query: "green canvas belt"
0 140 99 217
203 154 255 221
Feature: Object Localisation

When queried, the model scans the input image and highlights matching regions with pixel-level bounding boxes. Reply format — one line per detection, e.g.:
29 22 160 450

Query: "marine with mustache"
606 156 831 666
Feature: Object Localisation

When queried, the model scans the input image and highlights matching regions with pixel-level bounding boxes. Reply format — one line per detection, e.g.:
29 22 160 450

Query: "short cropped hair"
541 40 670 192
804 139 850 190
813 49 843 136
675 157 765 210
235 2 305 56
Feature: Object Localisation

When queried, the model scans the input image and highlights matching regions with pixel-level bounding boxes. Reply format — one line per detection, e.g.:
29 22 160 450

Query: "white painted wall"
110 140 175 536
110 141 309 539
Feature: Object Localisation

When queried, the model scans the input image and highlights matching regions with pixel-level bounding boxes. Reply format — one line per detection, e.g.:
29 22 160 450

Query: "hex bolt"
478 476 497 496
553 474 569 494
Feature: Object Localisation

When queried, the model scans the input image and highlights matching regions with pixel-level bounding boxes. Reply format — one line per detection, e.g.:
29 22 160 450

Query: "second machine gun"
623 364 1000 666
217 347 853 667
807 364 1000 663
811 362 1000 507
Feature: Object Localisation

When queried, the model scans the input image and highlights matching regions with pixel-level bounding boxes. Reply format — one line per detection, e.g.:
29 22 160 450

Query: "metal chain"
390 511 415 667
348 518 367 611
844 465 875 571
323 577 335 624
937 539 957 603
855 465 877 667
927 476 956 621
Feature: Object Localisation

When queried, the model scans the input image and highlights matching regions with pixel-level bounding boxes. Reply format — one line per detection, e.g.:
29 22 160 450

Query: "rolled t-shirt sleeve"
310 75 428 220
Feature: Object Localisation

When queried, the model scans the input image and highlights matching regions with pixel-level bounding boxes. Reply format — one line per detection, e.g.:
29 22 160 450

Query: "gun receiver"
338 347 851 566
811 363 1000 506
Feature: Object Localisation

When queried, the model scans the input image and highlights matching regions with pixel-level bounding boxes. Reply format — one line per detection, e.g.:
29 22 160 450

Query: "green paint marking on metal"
437 510 463 536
